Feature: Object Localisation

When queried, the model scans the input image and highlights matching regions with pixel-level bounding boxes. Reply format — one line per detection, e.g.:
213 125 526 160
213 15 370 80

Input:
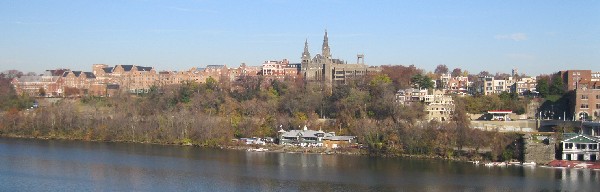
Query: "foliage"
380 65 422 90
0 67 521 161
434 64 449 75
456 94 528 115
410 73 434 90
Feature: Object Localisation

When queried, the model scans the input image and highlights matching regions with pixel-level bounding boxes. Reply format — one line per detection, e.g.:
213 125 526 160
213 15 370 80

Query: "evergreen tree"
536 77 549 97
549 74 564 95
411 74 434 90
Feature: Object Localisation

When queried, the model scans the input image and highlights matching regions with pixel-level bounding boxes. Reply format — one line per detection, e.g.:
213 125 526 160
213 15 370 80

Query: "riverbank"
547 160 600 170
0 134 368 156
0 134 511 163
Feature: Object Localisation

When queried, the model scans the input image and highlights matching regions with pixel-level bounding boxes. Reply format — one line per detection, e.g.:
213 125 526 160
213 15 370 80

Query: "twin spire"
302 30 331 60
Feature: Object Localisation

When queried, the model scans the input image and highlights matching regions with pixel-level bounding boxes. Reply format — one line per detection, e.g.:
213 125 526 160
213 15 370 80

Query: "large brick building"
573 82 600 121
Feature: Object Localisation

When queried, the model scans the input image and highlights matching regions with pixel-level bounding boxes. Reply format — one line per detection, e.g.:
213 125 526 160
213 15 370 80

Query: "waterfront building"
561 133 600 161
277 125 356 147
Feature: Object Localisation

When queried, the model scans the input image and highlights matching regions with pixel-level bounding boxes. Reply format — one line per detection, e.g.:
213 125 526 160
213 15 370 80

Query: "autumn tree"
38 87 46 97
434 64 449 75
380 64 423 90
451 68 462 77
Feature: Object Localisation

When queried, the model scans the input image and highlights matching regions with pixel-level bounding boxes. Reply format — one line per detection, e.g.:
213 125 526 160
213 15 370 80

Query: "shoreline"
0 134 478 164
5 134 587 169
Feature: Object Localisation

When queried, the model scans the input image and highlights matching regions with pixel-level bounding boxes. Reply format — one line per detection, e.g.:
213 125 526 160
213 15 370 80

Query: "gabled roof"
136 66 153 71
83 72 96 78
121 65 134 71
103 67 114 73
562 134 600 143
45 69 69 76
63 71 82 77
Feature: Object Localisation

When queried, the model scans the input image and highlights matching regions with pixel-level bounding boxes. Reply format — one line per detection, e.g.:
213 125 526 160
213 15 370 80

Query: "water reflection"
0 137 598 191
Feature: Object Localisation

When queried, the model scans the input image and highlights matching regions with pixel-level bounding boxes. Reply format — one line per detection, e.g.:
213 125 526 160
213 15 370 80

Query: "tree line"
1 67 522 161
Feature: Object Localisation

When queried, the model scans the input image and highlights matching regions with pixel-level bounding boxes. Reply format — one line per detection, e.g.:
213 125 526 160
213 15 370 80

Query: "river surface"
0 137 597 191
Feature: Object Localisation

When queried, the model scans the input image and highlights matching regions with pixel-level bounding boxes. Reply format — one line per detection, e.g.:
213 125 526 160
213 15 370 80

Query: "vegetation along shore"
1 71 524 163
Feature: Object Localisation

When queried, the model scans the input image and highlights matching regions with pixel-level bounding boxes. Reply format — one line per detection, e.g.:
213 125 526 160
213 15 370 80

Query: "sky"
1 0 599 75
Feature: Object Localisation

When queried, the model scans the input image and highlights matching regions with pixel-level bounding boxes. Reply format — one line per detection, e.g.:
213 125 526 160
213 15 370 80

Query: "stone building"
301 31 380 91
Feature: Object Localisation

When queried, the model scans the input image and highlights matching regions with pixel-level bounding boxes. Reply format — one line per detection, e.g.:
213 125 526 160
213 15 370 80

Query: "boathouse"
561 133 600 161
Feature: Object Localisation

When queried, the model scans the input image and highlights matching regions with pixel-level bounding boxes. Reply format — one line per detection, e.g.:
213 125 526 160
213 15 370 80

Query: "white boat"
522 162 536 166
247 148 268 152
484 162 507 167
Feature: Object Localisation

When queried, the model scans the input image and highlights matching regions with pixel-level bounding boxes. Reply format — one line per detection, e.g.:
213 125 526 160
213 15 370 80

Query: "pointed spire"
302 38 311 61
322 29 331 59
304 38 309 54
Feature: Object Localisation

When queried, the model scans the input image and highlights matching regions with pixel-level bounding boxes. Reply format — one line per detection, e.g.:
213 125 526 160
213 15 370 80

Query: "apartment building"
424 90 455 121
513 76 537 95
560 70 600 91
573 82 600 121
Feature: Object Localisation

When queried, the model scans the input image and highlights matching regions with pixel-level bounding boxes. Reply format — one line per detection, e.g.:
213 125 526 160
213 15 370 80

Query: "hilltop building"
301 31 380 91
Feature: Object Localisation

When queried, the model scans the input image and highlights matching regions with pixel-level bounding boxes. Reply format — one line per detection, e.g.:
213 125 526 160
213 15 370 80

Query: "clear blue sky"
1 0 599 75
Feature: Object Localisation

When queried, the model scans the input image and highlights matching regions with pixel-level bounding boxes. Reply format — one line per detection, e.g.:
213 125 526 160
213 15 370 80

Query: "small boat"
484 162 507 167
247 148 268 152
522 162 536 166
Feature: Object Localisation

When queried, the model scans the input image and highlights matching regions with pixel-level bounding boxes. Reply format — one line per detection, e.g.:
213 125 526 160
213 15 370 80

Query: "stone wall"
523 135 556 164
470 120 538 132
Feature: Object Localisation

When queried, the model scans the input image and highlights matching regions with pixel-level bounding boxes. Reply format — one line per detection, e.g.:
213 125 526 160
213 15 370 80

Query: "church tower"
322 30 331 60
301 39 311 69
322 30 333 93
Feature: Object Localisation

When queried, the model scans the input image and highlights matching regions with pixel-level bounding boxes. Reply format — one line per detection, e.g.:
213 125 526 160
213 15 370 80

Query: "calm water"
0 137 597 191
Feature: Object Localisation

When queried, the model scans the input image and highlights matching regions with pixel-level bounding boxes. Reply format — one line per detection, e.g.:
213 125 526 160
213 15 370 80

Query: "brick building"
573 82 600 121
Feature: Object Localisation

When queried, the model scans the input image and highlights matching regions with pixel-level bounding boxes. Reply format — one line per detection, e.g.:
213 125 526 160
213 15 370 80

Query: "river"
0 137 597 191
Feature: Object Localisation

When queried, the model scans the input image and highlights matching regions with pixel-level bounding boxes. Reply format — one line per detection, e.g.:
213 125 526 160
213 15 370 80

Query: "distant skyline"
1 0 599 75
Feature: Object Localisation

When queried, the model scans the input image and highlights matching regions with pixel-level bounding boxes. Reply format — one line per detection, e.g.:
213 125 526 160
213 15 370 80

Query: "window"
597 95 600 99
596 104 600 109
565 143 573 149
581 95 588 99
581 104 589 109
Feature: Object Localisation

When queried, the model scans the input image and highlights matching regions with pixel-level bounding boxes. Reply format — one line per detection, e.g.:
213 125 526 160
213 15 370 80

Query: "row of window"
564 143 598 150
580 95 600 99
579 104 600 109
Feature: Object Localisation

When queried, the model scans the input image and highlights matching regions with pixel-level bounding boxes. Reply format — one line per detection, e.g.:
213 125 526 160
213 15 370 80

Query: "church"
301 31 380 89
